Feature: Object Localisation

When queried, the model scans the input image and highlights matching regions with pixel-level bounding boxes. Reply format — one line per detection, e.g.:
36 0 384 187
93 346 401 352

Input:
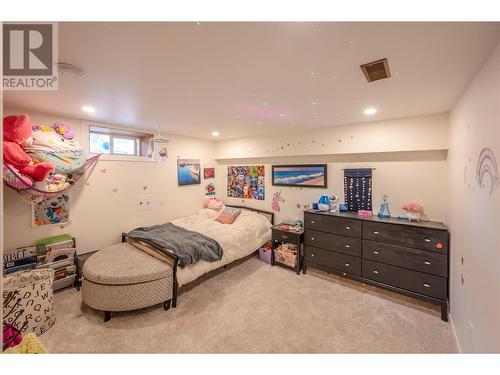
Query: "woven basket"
3 269 56 336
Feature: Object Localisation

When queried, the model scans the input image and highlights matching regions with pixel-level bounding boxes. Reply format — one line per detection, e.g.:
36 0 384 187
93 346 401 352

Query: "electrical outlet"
137 195 153 211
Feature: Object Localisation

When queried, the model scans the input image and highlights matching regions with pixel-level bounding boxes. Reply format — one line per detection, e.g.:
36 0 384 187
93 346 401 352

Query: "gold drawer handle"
345 263 350 267
311 236 315 241
423 283 430 288
373 251 379 255
373 270 379 274
373 231 379 235
345 244 350 248
424 238 431 243
424 261 431 265
345 226 351 230
311 220 316 224
311 254 315 257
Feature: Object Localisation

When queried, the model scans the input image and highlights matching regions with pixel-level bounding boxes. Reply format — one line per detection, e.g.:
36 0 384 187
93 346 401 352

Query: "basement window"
87 124 155 161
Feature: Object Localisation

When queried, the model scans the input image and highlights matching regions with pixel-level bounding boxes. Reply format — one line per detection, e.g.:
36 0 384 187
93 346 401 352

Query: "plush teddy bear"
3 114 54 182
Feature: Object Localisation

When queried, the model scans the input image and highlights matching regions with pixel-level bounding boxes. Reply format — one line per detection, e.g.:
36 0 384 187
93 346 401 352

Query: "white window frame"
82 122 156 162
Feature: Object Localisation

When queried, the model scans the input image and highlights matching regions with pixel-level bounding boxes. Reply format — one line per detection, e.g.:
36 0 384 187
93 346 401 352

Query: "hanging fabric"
344 168 373 212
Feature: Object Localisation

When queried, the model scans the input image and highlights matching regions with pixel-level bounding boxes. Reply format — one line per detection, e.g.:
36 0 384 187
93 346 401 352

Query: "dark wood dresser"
303 210 450 321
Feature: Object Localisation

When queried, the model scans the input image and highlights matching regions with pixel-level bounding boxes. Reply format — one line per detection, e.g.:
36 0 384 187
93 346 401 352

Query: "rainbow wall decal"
475 148 499 194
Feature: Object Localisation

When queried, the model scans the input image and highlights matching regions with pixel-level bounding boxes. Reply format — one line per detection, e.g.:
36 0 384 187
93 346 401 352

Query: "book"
5 262 36 275
3 246 37 263
5 255 37 269
35 233 73 247
37 247 76 265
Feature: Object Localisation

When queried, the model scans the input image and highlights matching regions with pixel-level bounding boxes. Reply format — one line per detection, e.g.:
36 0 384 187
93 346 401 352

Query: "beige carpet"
41 257 457 353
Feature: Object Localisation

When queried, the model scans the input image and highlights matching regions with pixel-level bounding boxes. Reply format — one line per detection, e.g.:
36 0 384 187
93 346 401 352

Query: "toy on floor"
3 332 48 354
3 114 54 182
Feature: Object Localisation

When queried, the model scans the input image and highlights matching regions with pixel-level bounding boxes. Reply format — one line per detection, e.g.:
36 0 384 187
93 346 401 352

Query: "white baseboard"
449 313 463 353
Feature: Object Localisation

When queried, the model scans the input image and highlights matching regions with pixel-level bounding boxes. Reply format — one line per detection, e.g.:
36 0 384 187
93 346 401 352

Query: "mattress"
171 208 272 286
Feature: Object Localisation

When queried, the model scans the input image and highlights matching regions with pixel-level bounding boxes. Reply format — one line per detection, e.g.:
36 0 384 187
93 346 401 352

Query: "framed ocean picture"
177 159 201 186
272 164 327 188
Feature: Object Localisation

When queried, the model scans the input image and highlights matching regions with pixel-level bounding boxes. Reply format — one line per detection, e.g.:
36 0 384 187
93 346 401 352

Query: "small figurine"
378 194 391 218
328 195 339 212
339 203 348 212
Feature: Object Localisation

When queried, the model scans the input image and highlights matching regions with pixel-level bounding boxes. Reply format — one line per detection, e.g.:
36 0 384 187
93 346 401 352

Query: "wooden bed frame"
121 205 275 309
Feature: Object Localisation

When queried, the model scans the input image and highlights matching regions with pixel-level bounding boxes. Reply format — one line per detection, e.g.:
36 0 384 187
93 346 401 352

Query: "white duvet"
171 208 272 286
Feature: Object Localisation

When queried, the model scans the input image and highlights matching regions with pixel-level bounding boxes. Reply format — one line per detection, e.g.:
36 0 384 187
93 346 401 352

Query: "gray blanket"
127 223 223 268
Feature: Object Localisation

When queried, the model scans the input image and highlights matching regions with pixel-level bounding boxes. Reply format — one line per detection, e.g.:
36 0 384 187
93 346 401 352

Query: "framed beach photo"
272 164 327 188
177 159 201 186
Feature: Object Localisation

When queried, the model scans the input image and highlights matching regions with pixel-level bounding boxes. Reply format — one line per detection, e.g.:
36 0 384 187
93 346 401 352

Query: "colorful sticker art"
475 148 499 194
205 182 216 196
272 191 285 212
32 193 70 227
204 167 215 179
227 165 265 200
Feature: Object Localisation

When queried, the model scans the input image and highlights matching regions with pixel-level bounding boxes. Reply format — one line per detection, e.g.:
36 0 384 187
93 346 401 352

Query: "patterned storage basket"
3 269 56 336
274 244 297 267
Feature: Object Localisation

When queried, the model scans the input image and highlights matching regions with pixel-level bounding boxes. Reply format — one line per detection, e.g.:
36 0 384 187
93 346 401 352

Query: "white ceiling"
4 22 500 140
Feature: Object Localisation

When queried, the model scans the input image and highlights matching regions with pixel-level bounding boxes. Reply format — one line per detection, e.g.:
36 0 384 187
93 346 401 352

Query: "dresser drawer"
362 221 448 253
304 212 361 238
305 246 361 276
362 259 447 300
363 240 447 277
305 230 361 257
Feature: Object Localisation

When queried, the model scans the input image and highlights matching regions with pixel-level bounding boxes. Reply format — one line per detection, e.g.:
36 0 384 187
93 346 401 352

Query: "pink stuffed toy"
3 114 54 182
204 197 223 210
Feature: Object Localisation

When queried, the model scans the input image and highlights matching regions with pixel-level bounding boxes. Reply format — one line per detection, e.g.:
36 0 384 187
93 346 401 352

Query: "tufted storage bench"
82 242 175 321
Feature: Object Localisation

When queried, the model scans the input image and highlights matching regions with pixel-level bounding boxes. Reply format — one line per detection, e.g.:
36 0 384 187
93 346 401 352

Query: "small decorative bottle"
378 194 391 218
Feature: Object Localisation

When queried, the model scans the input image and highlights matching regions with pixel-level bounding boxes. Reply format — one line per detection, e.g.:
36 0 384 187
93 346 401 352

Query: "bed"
82 205 274 320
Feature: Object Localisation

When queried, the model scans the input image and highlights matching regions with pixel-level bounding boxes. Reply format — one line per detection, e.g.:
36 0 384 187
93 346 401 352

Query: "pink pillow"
214 207 241 224
204 197 223 210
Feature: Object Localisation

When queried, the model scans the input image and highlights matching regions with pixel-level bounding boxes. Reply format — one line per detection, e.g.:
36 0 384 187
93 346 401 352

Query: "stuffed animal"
53 121 75 139
3 115 54 182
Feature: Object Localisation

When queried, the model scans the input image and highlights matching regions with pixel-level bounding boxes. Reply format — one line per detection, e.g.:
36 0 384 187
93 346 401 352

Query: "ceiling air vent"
360 58 391 82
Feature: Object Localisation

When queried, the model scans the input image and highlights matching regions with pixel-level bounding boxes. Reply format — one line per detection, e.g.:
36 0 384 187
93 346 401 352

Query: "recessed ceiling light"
279 113 285 117
312 101 318 105
364 107 377 115
212 131 220 137
82 105 95 113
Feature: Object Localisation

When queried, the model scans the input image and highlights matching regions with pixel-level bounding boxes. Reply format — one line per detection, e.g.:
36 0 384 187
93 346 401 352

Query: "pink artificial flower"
402 203 424 213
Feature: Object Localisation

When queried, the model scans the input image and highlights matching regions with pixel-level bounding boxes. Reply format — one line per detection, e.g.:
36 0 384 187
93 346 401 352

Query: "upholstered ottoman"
82 243 174 321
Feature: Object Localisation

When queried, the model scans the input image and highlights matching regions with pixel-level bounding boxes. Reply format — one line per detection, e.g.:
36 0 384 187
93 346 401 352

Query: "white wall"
216 152 449 225
214 114 450 224
3 109 216 254
214 114 449 159
447 43 500 353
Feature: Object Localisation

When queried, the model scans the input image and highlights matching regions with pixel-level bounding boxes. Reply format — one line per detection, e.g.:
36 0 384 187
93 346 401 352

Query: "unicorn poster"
32 194 71 227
